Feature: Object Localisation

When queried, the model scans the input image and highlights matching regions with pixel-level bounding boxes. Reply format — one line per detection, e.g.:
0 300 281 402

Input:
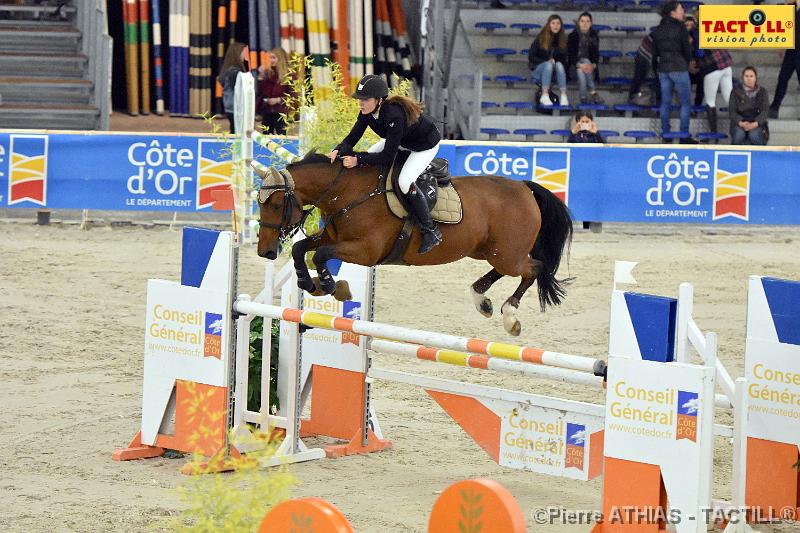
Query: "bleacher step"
0 26 80 52
0 52 87 78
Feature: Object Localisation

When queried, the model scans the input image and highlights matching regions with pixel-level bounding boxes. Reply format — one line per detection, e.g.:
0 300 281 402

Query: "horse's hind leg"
471 268 503 318
501 259 543 336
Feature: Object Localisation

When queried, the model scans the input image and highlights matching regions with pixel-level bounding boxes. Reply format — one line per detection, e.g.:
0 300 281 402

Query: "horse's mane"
286 150 329 168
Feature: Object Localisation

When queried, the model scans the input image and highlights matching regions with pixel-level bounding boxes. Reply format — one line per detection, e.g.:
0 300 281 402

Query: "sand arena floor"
1 218 798 532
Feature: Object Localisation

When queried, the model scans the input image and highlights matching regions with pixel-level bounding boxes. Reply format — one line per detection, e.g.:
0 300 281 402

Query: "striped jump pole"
368 339 605 388
232 300 607 376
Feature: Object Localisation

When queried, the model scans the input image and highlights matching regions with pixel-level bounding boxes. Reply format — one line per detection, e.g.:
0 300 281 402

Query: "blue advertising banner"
0 132 293 212
1 131 798 225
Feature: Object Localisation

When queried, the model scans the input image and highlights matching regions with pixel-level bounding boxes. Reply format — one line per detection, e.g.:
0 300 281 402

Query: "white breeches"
367 139 441 194
703 66 732 108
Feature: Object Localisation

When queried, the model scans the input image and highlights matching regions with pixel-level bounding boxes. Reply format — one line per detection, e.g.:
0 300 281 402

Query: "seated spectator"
567 111 604 143
257 47 292 135
730 66 769 145
628 31 654 105
568 12 603 104
652 1 693 141
529 14 569 106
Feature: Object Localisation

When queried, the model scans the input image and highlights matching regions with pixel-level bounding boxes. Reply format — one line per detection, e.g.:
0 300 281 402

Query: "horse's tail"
525 181 574 311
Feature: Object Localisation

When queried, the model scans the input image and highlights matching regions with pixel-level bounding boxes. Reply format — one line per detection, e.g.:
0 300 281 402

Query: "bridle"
257 163 351 242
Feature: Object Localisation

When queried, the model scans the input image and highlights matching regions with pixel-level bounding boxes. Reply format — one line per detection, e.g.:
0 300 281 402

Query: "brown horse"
253 153 573 336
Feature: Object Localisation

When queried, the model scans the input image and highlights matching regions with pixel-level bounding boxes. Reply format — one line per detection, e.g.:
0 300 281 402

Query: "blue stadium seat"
682 1 703 10
563 23 576 31
481 128 510 140
483 74 492 81
692 105 706 114
616 25 646 33
599 129 620 139
578 103 608 112
540 104 574 116
696 132 727 143
599 50 623 63
625 51 638 58
624 130 659 142
504 102 535 112
496 75 527 87
606 0 636 7
593 24 612 32
550 129 572 138
510 23 541 34
651 104 680 112
514 128 547 141
505 0 534 4
614 104 645 117
661 132 692 143
520 49 530 56
538 0 563 5
475 22 506 33
576 0 602 8
484 48 516 61
640 0 662 7
481 101 501 109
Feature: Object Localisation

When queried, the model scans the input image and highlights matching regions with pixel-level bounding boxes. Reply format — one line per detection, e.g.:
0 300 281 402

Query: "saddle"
378 153 463 265
382 153 463 224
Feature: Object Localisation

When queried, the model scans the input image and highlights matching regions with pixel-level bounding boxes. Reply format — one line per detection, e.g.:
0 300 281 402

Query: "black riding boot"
406 182 442 254
706 105 718 134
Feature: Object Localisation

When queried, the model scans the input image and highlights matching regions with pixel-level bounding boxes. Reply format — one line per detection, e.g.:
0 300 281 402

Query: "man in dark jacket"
768 1 800 118
651 1 693 140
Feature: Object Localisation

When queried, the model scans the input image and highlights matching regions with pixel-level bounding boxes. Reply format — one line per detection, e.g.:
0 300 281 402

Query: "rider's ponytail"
385 95 423 127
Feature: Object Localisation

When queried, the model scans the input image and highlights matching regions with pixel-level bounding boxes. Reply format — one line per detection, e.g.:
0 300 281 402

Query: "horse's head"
254 166 303 259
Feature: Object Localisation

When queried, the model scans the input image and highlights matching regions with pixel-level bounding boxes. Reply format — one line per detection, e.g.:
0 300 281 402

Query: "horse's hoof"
501 302 521 336
333 280 352 302
310 277 326 296
471 288 493 318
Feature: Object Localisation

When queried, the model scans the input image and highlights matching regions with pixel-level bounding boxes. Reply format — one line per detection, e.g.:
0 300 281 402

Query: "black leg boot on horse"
406 179 442 254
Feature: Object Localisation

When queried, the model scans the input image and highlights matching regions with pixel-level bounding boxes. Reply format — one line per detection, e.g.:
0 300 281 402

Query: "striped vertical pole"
389 0 412 79
363 0 373 76
334 0 349 89
139 0 151 114
214 0 227 115
189 0 199 115
151 0 165 114
349 1 362 91
305 0 320 90
279 0 290 51
168 0 177 114
270 0 280 49
292 0 304 55
374 0 388 83
125 0 140 114
248 0 258 68
122 0 133 114
201 0 212 115
181 0 190 115
258 0 270 66
228 0 238 42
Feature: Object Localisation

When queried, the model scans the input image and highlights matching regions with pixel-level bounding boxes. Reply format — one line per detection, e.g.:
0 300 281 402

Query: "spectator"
730 66 769 145
768 0 800 118
567 111 604 143
697 49 733 134
257 47 292 135
217 42 252 133
528 14 569 106
567 12 603 104
628 31 654 105
651 1 693 141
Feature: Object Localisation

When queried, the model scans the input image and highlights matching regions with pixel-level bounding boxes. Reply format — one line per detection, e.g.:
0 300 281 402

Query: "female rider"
327 74 443 254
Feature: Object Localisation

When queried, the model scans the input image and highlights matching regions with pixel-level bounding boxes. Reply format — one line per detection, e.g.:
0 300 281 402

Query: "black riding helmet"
351 74 389 100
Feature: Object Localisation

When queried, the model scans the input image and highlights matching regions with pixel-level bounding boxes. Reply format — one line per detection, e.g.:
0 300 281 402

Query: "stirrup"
418 226 442 254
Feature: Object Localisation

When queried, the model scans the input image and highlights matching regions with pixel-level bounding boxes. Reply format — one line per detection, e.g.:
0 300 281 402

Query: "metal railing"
422 0 482 140
77 0 112 130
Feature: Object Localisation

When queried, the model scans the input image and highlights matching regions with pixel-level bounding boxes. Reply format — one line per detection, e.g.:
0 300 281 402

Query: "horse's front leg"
292 237 322 293
311 243 353 302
